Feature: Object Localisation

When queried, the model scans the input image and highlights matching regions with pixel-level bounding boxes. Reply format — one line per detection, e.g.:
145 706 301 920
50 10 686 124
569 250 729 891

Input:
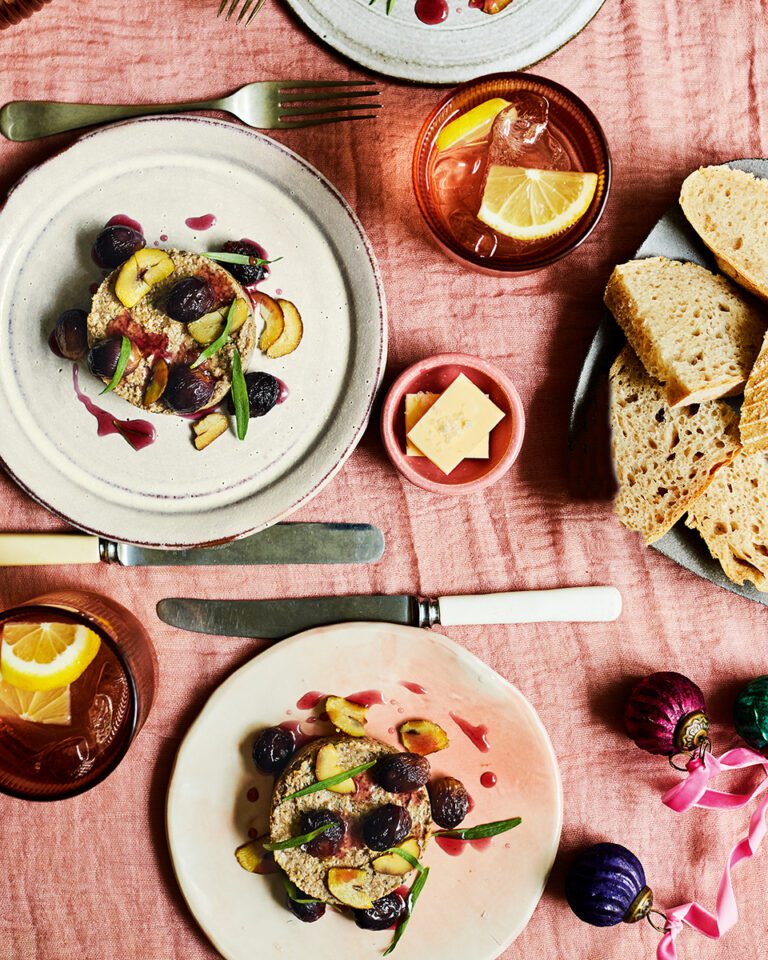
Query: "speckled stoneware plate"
570 158 768 607
166 622 562 960
0 116 386 548
283 0 606 84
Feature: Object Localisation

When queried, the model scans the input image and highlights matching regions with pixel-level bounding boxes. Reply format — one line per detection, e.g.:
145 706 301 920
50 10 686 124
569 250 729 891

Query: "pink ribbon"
661 748 768 813
656 791 768 959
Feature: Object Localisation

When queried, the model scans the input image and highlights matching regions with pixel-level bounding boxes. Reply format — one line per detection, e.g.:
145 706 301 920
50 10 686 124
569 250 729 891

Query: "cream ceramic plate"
166 622 562 960
283 0 606 84
0 117 386 547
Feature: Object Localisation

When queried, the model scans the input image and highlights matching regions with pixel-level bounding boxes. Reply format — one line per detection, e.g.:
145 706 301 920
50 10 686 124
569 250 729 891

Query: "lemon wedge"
0 679 71 724
435 98 511 152
1 622 101 692
478 166 599 241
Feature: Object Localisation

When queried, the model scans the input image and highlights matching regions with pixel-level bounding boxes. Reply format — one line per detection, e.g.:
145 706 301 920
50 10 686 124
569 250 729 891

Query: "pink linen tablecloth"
2 1 768 957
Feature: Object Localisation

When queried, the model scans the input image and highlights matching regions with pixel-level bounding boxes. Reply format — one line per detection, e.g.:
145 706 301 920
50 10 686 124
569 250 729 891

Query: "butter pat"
406 374 505 474
405 392 489 459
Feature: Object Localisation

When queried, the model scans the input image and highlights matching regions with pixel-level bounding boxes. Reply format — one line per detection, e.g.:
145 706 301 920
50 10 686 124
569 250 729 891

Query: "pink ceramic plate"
381 353 525 494
166 622 561 960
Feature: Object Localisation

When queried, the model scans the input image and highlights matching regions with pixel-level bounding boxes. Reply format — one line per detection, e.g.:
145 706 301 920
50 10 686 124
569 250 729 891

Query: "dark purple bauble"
565 843 652 927
624 671 709 756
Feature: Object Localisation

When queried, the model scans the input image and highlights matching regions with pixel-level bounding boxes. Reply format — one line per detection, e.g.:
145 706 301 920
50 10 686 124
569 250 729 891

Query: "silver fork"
217 0 267 24
0 80 382 142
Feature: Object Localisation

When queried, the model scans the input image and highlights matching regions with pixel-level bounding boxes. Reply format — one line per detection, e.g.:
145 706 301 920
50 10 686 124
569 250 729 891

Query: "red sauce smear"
400 681 427 695
296 691 325 711
246 787 259 802
346 690 385 707
73 366 156 451
280 720 317 749
480 771 497 788
450 712 490 752
107 314 169 360
467 794 475 813
415 0 448 23
160 234 168 242
185 214 217 231
435 835 493 856
106 214 143 234
276 378 289 405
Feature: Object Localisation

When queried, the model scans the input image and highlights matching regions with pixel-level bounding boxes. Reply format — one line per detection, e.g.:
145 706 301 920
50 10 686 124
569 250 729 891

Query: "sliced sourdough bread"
604 256 766 407
680 165 768 301
610 346 741 543
739 330 768 452
686 450 768 591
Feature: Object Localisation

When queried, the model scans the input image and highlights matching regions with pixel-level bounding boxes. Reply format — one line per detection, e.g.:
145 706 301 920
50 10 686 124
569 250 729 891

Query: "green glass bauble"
734 676 768 750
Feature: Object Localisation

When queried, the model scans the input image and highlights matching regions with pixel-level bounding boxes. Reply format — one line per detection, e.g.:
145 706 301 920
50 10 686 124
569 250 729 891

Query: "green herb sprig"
230 347 249 441
263 823 333 852
101 335 131 394
280 760 376 803
433 817 522 841
385 846 425 873
384 866 430 956
368 0 396 14
280 873 323 904
204 251 282 267
191 300 236 370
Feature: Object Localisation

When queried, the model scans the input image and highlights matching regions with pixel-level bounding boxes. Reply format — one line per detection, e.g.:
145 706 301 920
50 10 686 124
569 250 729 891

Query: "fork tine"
217 0 228 13
277 115 379 130
245 0 267 23
279 89 381 104
236 0 255 21
277 80 378 90
224 0 239 19
279 102 383 119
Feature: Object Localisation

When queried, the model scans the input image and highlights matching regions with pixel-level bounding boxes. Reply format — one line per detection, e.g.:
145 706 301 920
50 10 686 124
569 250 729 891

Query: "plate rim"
282 0 608 85
0 115 387 548
165 620 563 960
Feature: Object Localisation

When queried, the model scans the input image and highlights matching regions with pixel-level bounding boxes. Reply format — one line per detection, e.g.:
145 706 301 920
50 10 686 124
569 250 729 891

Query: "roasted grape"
299 809 345 859
227 371 280 418
166 277 214 324
353 892 407 931
428 776 469 829
53 309 88 360
287 895 326 923
92 225 145 269
362 803 412 851
87 335 140 380
164 365 214 414
251 726 295 775
375 752 430 794
221 239 268 285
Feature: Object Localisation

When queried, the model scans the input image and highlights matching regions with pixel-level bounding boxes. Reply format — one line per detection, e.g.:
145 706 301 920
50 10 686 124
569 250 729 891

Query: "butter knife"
156 586 622 639
0 523 384 567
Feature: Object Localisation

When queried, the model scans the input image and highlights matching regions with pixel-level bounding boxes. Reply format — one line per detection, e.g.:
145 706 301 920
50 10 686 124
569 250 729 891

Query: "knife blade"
0 523 385 567
156 586 622 639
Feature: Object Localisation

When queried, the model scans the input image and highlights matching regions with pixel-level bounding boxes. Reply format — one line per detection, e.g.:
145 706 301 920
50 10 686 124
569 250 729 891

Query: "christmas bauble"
565 842 653 927
625 671 709 756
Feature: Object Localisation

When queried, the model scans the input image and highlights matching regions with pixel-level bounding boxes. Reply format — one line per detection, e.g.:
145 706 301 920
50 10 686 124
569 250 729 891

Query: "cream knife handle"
437 586 622 626
0 534 102 566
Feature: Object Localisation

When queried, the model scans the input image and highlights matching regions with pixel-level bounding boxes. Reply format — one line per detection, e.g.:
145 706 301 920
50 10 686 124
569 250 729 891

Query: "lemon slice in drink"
0 679 71 724
1 622 101 692
435 98 511 152
478 166 599 241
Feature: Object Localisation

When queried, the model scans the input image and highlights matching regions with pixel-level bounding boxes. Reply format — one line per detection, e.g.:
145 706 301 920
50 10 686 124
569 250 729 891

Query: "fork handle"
0 98 226 142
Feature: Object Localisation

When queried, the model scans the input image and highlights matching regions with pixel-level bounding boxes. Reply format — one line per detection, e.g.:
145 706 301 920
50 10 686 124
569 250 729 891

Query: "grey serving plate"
569 158 768 607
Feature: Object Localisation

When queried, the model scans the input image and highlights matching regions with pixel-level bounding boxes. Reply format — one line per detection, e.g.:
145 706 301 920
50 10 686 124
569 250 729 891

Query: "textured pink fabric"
2 1 768 958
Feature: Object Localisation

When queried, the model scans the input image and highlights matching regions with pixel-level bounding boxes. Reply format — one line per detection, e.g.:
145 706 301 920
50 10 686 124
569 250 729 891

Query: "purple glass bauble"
624 671 709 756
565 842 653 927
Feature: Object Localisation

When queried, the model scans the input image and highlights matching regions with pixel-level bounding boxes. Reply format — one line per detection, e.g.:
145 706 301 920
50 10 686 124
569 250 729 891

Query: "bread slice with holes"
686 450 768 591
680 165 768 302
604 257 766 407
739 331 768 452
610 346 742 543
